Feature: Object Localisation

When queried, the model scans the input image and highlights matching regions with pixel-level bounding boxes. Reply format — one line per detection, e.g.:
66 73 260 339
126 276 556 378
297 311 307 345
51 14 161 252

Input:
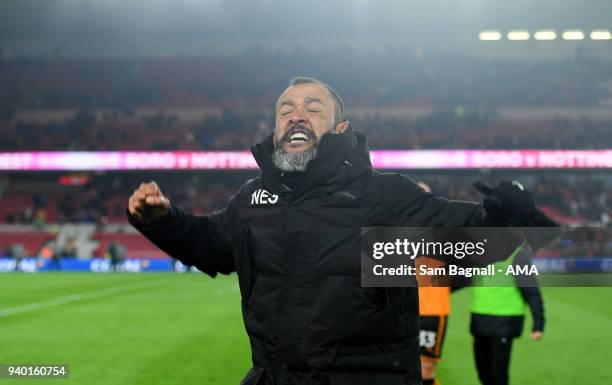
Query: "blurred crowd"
1 51 610 260
1 50 610 111
1 172 610 260
0 172 247 225
1 51 610 151
1 171 610 226
1 110 611 151
425 173 611 225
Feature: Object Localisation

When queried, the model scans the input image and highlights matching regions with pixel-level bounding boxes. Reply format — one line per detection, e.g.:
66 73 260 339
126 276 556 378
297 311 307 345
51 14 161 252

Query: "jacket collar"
250 125 372 197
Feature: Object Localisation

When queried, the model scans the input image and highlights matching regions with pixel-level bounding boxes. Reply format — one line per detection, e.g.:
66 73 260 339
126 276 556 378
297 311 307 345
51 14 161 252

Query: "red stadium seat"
92 231 168 259
0 231 54 257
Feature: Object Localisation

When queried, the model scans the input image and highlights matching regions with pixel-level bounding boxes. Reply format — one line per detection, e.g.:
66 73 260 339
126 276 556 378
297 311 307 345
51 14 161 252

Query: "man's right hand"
128 182 171 224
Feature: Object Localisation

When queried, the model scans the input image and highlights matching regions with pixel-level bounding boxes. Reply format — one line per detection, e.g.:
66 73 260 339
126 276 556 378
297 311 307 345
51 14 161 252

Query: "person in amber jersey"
417 258 451 385
417 182 451 385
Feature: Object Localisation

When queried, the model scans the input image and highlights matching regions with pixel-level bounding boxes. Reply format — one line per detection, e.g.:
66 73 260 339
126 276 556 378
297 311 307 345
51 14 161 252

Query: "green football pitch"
1 273 611 385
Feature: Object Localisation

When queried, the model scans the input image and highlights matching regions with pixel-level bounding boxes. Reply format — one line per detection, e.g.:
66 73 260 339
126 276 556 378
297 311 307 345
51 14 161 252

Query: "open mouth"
283 127 315 147
288 131 311 144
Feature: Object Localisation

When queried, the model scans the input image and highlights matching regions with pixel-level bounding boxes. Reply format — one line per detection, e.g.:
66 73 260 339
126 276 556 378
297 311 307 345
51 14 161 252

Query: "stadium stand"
0 227 55 257
92 231 166 259
1 52 610 260
1 53 610 110
2 111 611 151
0 171 609 259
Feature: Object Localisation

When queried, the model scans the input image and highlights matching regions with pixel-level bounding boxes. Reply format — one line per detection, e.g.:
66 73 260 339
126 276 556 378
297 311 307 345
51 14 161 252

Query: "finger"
134 190 148 203
144 182 161 196
472 180 493 196
131 193 149 211
145 195 165 206
129 195 138 212
128 195 136 214
159 196 170 207
129 197 144 219
130 198 146 215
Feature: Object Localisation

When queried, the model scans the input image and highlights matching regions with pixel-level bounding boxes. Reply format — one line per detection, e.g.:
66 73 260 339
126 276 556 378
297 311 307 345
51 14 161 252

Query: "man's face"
274 83 337 153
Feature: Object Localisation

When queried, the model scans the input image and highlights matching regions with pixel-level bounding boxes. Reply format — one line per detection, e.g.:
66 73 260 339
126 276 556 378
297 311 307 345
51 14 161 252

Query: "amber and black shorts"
419 315 449 361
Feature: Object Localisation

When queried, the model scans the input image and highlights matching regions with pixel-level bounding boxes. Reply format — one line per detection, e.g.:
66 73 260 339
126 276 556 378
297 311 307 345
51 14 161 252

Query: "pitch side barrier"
2 226 611 285
0 258 195 273
1 256 612 284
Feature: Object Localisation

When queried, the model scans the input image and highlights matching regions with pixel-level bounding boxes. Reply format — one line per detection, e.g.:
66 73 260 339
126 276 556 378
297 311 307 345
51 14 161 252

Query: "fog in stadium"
0 1 611 385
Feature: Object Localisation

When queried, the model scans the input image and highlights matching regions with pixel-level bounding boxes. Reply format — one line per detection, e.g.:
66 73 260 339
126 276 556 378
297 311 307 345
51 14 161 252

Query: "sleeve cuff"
125 206 178 232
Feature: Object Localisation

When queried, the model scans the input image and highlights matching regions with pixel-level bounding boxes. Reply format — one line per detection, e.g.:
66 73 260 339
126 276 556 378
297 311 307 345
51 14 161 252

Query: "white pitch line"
0 280 164 318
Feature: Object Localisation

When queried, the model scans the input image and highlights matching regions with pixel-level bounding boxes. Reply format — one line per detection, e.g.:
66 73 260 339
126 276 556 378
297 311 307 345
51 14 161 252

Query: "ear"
335 120 350 134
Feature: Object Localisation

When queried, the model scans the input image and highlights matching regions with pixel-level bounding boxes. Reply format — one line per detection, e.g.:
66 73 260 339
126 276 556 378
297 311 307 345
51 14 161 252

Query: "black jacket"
128 127 519 385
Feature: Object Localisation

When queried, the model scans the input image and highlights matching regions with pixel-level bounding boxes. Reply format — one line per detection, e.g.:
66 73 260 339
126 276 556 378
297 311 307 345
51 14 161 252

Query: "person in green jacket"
470 245 545 385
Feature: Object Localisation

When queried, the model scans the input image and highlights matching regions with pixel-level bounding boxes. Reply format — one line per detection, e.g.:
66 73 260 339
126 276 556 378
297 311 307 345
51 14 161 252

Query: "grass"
439 287 612 384
0 273 610 384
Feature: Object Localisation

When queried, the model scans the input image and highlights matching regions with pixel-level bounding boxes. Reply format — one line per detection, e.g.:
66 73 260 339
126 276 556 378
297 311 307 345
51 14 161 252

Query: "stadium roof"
1 0 611 56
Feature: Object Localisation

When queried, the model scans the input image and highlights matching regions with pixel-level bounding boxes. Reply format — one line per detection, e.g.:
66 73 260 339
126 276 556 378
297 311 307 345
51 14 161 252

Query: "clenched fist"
128 181 171 224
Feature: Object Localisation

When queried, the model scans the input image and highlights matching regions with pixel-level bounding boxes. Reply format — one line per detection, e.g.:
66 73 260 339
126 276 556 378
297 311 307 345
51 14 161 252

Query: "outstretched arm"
127 181 235 277
379 174 523 265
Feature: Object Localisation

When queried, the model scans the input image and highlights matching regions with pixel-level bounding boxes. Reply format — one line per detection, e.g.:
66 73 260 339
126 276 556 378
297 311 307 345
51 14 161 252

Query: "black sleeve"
380 173 492 227
126 199 236 277
380 173 523 265
514 247 545 332
518 286 545 332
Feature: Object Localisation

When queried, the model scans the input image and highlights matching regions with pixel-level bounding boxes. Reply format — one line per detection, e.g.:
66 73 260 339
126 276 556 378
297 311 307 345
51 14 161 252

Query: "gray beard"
271 146 318 172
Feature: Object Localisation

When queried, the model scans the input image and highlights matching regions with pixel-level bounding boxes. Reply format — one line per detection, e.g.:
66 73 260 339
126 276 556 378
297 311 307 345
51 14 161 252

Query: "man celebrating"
128 76 553 385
